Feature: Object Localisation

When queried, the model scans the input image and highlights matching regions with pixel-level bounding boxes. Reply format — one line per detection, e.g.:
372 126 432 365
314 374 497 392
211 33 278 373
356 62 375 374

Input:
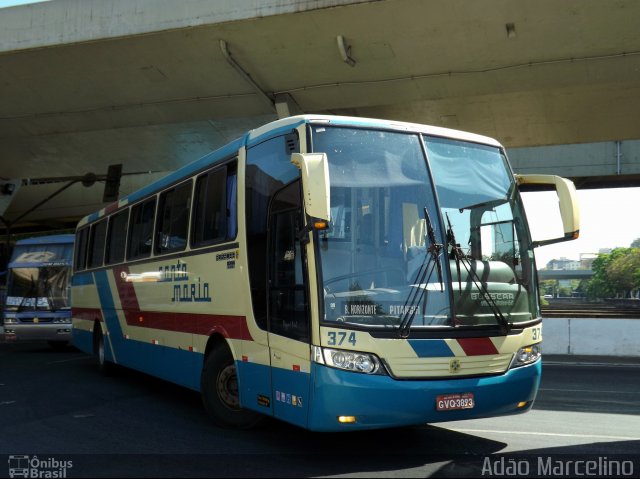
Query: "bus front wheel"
201 346 263 429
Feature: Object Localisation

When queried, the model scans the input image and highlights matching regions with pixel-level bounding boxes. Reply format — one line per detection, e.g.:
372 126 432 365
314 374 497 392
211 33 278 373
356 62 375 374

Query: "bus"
3 234 74 347
71 115 579 431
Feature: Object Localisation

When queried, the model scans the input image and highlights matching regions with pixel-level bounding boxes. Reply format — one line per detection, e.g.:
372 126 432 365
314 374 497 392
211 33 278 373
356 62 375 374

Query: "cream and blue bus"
71 115 579 431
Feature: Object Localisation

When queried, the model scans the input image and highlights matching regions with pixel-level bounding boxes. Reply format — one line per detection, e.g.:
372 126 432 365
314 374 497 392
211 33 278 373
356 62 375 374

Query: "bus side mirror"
291 153 331 222
515 174 580 248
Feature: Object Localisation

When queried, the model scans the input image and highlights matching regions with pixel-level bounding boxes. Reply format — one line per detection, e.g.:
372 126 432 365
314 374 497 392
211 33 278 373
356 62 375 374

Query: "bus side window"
192 167 227 246
74 227 89 271
127 198 156 260
156 180 192 254
87 219 107 269
105 209 129 265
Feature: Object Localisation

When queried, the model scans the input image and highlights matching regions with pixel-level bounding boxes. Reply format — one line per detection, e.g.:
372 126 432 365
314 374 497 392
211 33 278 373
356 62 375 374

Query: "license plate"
436 393 475 411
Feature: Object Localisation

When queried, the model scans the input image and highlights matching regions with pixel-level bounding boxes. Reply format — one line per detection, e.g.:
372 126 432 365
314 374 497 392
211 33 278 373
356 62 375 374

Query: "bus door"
267 181 311 428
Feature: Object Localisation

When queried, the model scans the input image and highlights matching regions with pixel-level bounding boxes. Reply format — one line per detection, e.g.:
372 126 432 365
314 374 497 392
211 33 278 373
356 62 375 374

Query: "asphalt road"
1 342 639 478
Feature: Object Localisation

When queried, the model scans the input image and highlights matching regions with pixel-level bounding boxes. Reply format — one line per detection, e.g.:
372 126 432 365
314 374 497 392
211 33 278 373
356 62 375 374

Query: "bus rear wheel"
93 327 113 375
201 346 263 429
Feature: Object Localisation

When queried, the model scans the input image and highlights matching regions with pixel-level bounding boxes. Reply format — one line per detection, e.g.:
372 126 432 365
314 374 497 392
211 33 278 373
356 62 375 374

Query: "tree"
606 248 640 297
631 238 640 248
586 247 640 299
586 248 627 299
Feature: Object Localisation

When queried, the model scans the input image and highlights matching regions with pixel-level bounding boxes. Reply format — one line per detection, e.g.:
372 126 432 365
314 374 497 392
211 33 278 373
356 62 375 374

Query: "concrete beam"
508 140 640 187
0 0 370 53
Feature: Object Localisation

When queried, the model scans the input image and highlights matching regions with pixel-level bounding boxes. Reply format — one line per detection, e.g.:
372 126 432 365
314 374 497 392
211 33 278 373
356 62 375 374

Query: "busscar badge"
449 359 461 373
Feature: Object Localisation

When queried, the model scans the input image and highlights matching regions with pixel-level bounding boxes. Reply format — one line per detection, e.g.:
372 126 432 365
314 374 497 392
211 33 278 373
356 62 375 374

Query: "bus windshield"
5 266 71 311
311 126 536 331
5 239 74 312
426 137 537 327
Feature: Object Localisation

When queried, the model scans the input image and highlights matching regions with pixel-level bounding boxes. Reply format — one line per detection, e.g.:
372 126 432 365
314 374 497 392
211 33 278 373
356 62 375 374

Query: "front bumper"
3 323 72 342
307 359 541 431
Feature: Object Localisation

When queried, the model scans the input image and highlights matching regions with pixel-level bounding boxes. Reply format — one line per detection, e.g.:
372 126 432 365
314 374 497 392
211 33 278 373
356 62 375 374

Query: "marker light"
510 343 541 368
517 401 528 408
313 220 329 230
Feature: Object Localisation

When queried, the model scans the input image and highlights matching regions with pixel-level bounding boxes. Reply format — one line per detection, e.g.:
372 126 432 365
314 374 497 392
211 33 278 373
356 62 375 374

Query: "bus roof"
14 234 75 246
77 115 503 228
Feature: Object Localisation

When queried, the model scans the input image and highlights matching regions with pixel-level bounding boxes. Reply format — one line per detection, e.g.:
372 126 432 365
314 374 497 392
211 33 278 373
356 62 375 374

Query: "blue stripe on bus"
12 311 70 319
236 360 273 415
72 272 94 286
269 366 311 428
92 269 201 391
93 270 121 363
408 339 455 358
87 211 101 222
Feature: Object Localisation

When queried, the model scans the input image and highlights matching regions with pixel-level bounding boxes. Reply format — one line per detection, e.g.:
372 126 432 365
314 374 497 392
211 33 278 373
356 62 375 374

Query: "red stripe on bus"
113 265 141 311
104 202 120 214
109 267 252 340
72 307 103 321
123 311 253 341
456 337 499 356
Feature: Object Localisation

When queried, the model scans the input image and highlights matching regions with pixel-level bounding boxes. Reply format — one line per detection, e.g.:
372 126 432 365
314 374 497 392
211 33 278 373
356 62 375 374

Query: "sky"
521 187 640 268
0 0 47 7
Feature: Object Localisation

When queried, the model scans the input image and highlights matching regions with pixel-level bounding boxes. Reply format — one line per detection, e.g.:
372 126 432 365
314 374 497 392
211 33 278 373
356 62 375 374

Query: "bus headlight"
53 318 72 324
312 346 386 375
510 343 541 368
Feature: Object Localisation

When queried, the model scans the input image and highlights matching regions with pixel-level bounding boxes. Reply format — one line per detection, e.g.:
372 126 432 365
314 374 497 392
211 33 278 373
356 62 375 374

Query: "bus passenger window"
74 227 89 271
127 198 156 260
87 219 107 268
156 181 192 254
192 165 235 246
105 209 129 264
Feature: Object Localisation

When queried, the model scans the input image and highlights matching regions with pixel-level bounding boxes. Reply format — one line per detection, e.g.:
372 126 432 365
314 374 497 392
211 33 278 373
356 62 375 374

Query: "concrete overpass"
1 0 640 232
537 269 594 281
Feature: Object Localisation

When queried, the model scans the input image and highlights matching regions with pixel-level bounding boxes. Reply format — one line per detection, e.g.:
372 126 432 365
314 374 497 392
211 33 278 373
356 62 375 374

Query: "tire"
201 346 263 429
93 327 113 375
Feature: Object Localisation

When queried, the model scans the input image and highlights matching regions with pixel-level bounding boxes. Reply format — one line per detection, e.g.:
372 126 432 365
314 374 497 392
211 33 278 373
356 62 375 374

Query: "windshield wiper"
398 207 443 338
445 214 511 334
458 197 508 213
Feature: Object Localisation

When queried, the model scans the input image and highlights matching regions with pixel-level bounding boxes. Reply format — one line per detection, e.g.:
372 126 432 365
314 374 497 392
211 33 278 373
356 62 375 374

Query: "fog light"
338 416 357 424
